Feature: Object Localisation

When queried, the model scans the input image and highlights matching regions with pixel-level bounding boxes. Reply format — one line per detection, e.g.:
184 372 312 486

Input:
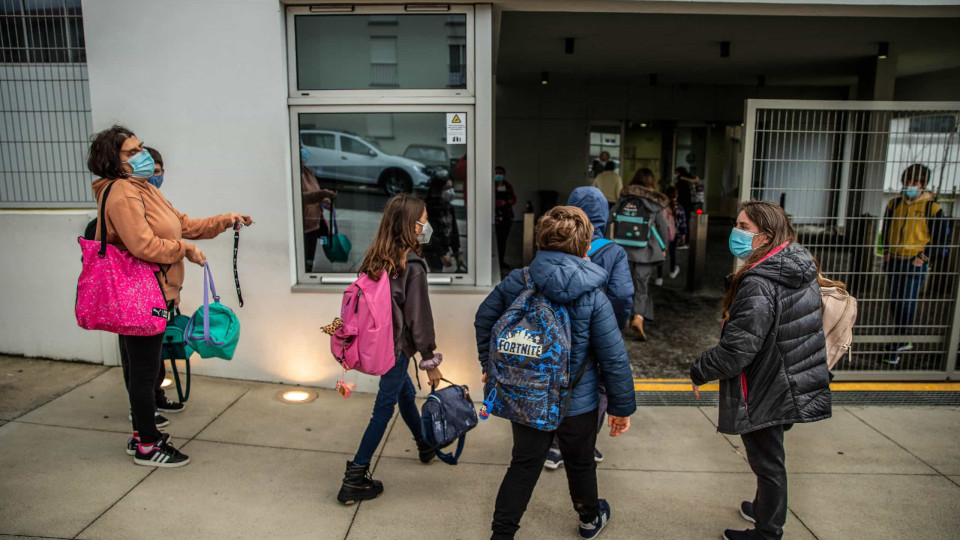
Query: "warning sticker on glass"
446 113 467 145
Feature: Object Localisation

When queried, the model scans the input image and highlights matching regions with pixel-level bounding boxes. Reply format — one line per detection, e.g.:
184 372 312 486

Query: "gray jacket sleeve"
690 276 776 386
653 205 669 251
403 263 437 362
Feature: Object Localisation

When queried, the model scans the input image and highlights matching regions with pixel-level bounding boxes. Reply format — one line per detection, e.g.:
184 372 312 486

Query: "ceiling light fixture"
878 42 889 59
541 71 549 85
720 41 730 58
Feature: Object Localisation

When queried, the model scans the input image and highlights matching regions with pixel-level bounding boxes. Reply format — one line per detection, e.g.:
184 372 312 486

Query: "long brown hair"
631 167 655 187
358 194 426 280
722 201 797 321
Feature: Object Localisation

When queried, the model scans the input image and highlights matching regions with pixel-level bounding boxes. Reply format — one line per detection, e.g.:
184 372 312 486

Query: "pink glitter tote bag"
75 181 169 336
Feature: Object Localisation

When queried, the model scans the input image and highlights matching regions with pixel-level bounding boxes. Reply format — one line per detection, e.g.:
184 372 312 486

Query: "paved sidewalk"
1 356 959 539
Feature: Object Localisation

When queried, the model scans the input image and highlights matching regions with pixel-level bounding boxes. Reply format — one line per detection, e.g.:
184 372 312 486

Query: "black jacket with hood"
690 242 831 435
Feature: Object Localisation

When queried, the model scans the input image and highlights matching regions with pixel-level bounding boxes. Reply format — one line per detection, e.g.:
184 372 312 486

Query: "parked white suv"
299 130 431 195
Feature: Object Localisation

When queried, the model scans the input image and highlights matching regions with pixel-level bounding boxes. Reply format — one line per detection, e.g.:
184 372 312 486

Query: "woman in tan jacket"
88 125 251 468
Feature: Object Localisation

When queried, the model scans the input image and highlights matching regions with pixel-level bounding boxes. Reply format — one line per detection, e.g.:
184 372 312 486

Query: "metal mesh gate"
0 0 93 208
742 100 960 381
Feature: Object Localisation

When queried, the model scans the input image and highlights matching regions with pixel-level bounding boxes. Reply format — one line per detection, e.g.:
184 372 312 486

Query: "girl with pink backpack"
336 194 444 505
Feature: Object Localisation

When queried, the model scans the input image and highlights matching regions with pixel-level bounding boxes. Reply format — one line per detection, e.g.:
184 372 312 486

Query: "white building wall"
0 0 489 395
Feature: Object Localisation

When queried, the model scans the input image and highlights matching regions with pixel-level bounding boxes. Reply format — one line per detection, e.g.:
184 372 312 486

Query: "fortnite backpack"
611 196 665 249
329 270 395 376
479 268 581 432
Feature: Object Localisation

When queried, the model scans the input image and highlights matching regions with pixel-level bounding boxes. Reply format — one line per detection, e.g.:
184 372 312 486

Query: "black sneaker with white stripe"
134 438 190 468
156 396 185 413
126 433 169 456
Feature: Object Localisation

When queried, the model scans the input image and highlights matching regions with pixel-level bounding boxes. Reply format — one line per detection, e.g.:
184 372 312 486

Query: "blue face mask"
147 174 164 188
125 150 155 179
300 148 310 162
494 174 504 183
903 186 920 199
729 227 761 260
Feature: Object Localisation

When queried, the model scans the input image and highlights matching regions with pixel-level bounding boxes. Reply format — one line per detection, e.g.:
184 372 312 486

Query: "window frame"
285 4 475 100
289 104 476 287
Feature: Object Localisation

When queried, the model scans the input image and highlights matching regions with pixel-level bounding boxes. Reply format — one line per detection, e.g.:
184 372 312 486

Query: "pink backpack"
330 271 395 376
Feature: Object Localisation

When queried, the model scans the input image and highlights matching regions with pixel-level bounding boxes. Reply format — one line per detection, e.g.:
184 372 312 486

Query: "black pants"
741 425 787 540
657 238 679 278
304 228 320 268
495 220 512 266
120 348 166 406
491 409 599 539
119 333 165 444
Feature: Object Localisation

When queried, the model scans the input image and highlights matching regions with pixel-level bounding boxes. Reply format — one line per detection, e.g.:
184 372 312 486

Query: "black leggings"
491 409 600 539
118 333 165 444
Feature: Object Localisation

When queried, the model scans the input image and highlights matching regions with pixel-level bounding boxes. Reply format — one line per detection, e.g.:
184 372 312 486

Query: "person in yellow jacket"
881 164 951 365
591 160 622 209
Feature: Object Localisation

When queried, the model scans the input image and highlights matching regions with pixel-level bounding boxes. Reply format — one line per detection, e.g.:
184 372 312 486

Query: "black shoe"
126 432 169 456
337 461 383 505
740 501 756 523
723 529 759 540
156 396 186 413
416 439 436 464
128 412 170 428
133 437 190 468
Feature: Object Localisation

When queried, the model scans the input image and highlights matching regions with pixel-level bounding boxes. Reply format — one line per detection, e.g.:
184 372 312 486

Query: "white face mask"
416 220 433 244
442 188 455 203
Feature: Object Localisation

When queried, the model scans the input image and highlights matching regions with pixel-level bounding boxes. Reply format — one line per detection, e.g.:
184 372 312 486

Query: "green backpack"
185 263 241 360
322 203 352 263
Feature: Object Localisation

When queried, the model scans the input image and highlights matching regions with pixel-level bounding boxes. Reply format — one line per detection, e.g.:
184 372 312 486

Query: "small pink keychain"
336 366 356 398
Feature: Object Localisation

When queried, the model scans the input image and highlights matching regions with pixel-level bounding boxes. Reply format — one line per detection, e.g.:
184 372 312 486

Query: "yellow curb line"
633 379 960 392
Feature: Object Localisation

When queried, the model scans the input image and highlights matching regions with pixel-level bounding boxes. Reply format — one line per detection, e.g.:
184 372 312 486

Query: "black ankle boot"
337 461 383 505
416 439 436 464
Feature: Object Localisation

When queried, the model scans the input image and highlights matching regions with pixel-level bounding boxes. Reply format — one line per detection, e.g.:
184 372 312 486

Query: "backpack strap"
521 267 534 291
587 238 613 257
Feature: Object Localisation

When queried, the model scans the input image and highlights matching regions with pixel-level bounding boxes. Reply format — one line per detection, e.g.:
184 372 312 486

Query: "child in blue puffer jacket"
540 187 634 470
475 206 637 540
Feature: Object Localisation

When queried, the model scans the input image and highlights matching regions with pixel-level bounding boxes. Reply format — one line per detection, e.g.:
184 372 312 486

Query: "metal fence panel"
0 0 93 208
743 100 960 381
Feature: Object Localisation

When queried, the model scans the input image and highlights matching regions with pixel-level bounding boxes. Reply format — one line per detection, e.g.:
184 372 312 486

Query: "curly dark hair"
87 125 135 179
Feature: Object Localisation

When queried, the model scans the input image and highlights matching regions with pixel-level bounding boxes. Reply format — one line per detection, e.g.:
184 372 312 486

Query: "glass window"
296 112 469 277
294 14 468 90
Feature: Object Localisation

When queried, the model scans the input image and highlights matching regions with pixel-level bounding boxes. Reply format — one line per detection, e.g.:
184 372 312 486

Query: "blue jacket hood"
567 186 609 238
529 250 609 304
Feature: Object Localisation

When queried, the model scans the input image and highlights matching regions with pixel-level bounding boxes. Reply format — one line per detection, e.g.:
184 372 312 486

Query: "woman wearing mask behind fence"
690 201 831 540
423 170 463 273
300 146 337 270
88 125 252 468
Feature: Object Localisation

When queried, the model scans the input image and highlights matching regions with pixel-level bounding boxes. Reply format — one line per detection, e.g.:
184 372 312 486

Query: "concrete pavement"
1 356 959 539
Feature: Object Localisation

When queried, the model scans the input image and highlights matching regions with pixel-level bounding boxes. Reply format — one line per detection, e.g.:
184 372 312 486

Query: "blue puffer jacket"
475 250 637 418
567 186 634 329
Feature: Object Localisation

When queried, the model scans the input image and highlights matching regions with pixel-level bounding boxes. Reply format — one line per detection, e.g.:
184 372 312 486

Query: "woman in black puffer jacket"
691 201 831 540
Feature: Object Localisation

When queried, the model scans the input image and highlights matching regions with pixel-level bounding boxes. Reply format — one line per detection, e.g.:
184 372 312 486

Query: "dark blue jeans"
885 258 928 350
353 353 423 466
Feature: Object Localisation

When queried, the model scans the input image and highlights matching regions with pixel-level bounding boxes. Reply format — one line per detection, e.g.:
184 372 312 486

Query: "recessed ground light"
277 389 318 404
541 71 549 85
161 378 172 388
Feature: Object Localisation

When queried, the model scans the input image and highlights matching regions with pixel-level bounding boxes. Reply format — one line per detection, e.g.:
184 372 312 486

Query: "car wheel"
381 169 412 196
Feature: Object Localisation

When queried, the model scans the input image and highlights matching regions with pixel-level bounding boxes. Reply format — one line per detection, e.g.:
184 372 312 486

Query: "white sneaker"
654 278 664 287
669 266 681 279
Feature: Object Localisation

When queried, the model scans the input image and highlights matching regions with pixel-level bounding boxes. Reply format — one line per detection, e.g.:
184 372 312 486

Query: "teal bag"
323 203 352 263
185 263 241 360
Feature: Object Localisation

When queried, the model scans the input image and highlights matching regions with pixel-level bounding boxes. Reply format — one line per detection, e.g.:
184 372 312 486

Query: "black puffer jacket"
691 242 831 435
